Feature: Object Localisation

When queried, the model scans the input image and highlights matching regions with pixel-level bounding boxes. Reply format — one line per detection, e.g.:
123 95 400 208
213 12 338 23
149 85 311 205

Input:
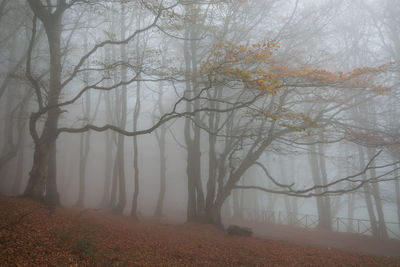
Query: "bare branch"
234 150 400 198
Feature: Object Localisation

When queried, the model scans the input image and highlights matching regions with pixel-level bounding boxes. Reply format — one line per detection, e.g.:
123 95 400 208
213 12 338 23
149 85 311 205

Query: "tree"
192 40 396 226
0 1 35 177
23 0 68 204
22 0 181 205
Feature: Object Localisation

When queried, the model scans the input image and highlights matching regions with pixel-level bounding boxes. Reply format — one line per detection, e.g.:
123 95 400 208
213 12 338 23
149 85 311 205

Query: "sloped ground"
224 217 400 259
1 195 399 266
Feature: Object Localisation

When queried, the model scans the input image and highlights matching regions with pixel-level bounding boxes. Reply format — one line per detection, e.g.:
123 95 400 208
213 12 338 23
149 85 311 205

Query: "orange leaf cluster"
203 40 390 96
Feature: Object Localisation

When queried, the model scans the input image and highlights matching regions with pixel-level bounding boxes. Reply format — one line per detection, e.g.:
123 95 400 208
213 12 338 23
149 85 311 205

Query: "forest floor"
1 195 400 266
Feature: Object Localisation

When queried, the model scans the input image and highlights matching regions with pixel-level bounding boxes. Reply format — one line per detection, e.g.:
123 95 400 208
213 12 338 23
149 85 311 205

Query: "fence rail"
227 208 400 240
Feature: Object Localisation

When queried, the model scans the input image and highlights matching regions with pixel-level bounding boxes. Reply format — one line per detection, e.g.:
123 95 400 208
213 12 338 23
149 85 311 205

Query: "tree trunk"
154 125 166 217
100 129 113 208
24 1 65 204
113 133 126 214
46 140 59 205
154 81 167 217
280 156 297 226
113 4 128 215
12 134 25 195
307 143 331 231
0 70 16 174
109 154 118 209
25 141 48 201
76 34 91 207
395 167 400 233
358 146 379 237
317 133 332 230
205 88 221 218
232 186 241 218
367 147 388 239
130 13 142 219
11 88 30 195
183 20 198 222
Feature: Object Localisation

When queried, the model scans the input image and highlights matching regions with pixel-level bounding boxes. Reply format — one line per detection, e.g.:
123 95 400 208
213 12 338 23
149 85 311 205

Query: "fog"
0 0 399 241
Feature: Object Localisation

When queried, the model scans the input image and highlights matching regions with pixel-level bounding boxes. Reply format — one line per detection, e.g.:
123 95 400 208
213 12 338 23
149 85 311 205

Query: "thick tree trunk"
12 135 25 195
46 140 59 205
24 141 48 201
183 3 207 222
24 2 63 205
205 203 223 228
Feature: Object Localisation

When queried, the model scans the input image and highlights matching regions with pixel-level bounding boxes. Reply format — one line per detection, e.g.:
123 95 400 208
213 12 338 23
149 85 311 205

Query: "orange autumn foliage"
202 40 390 95
201 40 391 131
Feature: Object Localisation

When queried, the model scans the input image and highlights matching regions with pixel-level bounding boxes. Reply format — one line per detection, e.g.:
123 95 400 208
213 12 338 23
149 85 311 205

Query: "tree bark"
358 146 379 237
76 34 91 207
307 144 331 230
113 3 128 215
154 82 167 217
367 147 388 239
183 14 200 221
395 167 400 233
316 132 332 230
130 12 142 219
24 1 64 204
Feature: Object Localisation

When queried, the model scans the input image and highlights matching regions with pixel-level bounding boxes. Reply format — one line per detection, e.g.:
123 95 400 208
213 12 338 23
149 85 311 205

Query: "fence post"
337 218 339 232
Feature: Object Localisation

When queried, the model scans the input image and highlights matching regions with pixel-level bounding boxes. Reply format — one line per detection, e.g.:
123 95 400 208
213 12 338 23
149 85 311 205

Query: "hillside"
1 195 399 266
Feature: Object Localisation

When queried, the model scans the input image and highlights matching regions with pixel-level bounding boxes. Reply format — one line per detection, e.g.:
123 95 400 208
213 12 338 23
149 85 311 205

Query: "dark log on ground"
226 225 253 237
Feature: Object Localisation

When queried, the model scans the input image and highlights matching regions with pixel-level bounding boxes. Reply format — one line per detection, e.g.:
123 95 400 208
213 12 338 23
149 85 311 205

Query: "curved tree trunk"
24 2 63 204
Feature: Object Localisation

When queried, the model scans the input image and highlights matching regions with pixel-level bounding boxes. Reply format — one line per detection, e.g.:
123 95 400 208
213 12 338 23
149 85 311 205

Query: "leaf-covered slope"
0 195 399 266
